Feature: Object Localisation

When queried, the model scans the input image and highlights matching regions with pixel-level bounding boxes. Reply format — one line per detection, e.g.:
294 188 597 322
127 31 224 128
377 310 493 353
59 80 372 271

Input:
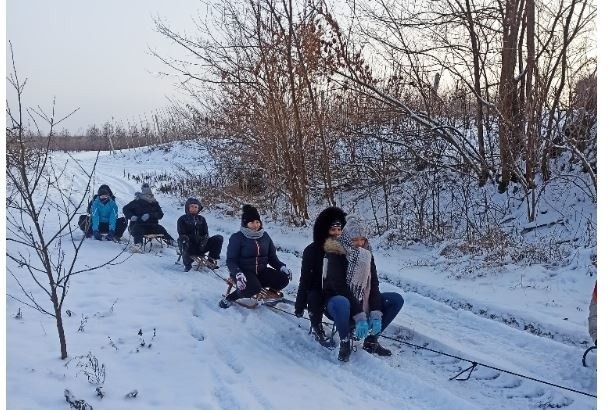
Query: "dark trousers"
180 235 224 267
78 215 128 239
129 223 174 245
307 290 325 327
227 267 289 301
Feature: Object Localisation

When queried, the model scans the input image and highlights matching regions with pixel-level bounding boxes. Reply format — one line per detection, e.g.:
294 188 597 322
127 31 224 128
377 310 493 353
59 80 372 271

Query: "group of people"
79 183 405 362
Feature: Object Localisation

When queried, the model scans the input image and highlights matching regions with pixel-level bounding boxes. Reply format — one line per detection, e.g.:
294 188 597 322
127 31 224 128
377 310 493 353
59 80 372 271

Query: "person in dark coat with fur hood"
122 183 174 248
323 215 404 362
295 207 346 346
177 198 224 272
219 205 292 308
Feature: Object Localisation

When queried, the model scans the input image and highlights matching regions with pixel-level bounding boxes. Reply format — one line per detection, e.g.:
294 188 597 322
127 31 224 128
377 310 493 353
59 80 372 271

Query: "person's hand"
93 231 102 241
141 213 150 222
130 216 138 222
235 272 247 291
369 318 382 335
280 266 292 281
355 320 369 339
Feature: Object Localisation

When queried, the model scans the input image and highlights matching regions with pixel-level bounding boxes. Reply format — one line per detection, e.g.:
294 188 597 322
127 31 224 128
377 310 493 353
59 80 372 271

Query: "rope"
204 271 597 399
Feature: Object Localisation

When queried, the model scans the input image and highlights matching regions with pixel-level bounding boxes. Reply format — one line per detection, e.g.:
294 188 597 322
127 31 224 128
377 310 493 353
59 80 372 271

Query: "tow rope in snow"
264 302 597 399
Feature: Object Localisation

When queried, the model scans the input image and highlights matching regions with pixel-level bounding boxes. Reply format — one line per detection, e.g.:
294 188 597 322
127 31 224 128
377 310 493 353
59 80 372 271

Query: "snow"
6 143 598 409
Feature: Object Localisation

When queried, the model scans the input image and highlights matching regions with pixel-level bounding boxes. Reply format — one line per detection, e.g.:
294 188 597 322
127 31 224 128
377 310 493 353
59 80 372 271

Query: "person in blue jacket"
78 184 127 241
219 204 292 308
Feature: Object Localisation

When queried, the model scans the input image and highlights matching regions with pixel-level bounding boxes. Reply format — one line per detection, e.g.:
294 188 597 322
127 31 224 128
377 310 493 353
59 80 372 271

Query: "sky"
6 0 206 134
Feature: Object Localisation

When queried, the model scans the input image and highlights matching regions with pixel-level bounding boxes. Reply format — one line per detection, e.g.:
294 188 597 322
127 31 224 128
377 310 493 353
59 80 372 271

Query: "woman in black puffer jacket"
219 205 292 308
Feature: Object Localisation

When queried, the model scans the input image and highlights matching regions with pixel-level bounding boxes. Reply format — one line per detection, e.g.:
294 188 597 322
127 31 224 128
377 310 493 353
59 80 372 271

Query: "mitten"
235 272 247 291
355 319 369 339
369 318 382 335
141 213 150 222
107 230 116 240
280 266 292 281
93 231 102 241
130 216 138 222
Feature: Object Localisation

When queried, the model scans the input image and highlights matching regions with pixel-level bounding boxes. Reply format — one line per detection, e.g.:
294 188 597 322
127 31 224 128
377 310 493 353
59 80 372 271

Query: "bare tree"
6 44 128 359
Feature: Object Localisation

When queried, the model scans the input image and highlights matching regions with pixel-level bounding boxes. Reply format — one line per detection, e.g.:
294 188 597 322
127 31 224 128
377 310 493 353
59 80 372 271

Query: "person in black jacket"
323 215 404 362
122 183 174 248
219 204 292 308
177 197 224 272
295 207 346 346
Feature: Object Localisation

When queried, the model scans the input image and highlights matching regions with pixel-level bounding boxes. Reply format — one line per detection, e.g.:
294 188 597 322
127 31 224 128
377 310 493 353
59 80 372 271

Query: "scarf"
240 226 264 240
338 228 372 310
136 192 156 203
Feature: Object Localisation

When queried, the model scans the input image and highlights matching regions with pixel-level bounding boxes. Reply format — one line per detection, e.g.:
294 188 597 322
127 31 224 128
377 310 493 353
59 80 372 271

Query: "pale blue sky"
6 0 205 133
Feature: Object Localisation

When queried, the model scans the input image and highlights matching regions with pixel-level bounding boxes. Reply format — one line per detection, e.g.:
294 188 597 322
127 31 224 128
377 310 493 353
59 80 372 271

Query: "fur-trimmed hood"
313 207 346 244
324 238 346 255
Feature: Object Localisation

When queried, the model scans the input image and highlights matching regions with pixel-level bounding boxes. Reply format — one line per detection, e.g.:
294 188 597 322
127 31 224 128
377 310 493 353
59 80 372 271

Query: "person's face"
188 203 200 215
328 226 342 238
99 194 109 203
247 220 261 231
351 237 367 248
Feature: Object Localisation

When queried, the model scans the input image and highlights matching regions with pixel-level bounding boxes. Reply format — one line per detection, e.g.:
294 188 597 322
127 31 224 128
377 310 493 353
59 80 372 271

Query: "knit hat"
241 204 261 227
141 183 153 196
97 184 111 196
342 215 368 240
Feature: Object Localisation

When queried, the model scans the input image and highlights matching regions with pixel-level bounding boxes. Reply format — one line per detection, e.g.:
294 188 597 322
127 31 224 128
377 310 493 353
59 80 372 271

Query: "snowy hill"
6 144 597 409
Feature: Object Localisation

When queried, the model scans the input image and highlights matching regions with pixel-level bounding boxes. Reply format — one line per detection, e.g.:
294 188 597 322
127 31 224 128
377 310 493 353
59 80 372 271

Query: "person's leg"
130 224 146 245
326 296 351 340
98 222 110 234
203 235 224 260
114 217 128 238
307 290 325 326
182 239 199 269
258 267 290 291
226 271 262 301
380 292 405 332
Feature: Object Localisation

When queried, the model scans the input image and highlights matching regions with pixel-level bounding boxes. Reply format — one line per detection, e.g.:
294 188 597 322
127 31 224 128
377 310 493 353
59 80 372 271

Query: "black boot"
362 335 392 356
338 338 351 362
312 323 330 347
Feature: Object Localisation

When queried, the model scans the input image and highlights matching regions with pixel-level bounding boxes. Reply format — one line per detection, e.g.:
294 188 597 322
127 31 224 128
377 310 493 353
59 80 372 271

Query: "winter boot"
206 257 219 270
338 338 351 362
218 297 233 309
362 335 392 356
184 264 192 272
312 323 330 347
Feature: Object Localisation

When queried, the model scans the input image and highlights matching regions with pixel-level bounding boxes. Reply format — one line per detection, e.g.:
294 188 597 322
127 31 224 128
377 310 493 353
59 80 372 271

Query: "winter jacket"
177 198 209 245
226 231 285 278
322 238 382 318
122 198 164 225
90 197 119 231
588 282 597 344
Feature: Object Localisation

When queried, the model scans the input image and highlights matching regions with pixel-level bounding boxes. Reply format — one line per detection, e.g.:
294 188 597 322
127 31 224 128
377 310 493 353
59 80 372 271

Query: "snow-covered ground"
6 144 598 409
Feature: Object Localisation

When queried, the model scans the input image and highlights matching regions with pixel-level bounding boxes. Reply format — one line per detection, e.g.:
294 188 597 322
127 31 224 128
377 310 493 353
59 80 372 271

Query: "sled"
190 255 219 271
142 234 167 252
224 277 284 309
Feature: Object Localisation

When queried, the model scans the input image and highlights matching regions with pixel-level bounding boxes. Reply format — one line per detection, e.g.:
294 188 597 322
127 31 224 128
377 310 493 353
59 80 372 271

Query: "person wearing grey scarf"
322 215 404 362
219 204 292 308
122 183 174 247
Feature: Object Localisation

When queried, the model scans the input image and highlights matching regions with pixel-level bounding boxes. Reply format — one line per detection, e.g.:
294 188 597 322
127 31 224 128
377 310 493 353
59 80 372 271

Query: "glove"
235 272 247 291
107 230 116 240
141 213 150 222
294 308 304 318
369 318 382 335
130 216 138 222
355 319 369 339
280 266 292 281
93 231 102 241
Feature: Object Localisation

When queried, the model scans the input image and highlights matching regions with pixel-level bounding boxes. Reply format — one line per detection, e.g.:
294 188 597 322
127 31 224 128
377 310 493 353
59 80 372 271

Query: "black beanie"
241 204 261 227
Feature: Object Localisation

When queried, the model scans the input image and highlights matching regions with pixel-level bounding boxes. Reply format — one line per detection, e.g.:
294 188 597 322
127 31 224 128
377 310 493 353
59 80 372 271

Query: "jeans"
326 292 404 340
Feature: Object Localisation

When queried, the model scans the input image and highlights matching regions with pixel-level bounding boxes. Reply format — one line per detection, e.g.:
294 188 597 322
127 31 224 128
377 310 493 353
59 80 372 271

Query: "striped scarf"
338 229 372 308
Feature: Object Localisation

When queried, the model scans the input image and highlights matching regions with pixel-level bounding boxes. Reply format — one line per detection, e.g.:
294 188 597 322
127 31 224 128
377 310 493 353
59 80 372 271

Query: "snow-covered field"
6 144 599 409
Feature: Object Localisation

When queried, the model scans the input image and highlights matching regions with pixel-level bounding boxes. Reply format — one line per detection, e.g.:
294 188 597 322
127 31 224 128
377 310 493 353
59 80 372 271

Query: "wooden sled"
190 255 218 271
142 234 167 252
224 277 284 309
